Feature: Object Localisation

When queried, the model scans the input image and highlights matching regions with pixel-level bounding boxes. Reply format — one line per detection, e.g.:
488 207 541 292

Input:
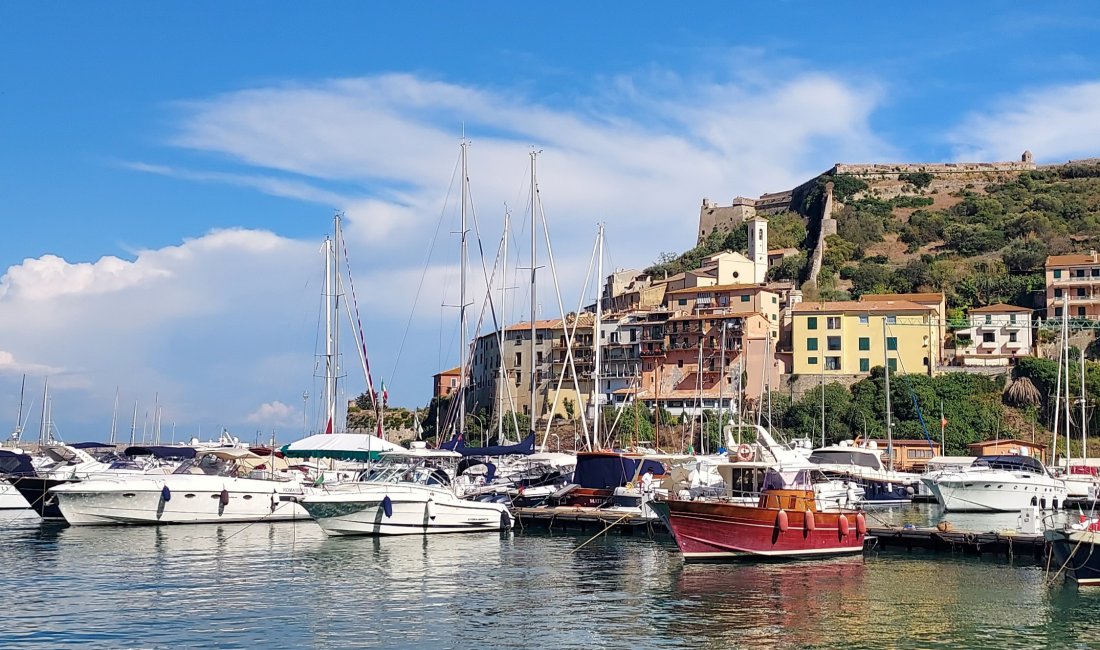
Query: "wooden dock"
868 525 1049 562
513 505 664 535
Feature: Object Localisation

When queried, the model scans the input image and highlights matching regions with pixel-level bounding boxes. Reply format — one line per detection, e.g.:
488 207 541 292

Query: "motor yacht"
927 454 1067 512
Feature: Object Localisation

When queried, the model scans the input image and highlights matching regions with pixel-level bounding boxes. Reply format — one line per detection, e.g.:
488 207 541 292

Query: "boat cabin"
808 445 886 472
967 439 1047 464
755 468 819 511
970 454 1049 475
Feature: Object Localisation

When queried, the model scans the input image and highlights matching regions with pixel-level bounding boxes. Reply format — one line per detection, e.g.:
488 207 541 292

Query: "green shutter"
807 338 818 351
808 357 818 365
887 337 897 351
859 358 869 372
858 337 870 351
808 316 818 330
888 358 898 372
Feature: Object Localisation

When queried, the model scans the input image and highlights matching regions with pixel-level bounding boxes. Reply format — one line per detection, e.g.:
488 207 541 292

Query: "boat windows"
173 456 235 477
808 450 882 471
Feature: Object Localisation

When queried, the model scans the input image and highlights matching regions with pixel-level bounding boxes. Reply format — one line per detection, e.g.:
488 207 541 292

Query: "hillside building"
1046 252 1100 320
955 304 1033 367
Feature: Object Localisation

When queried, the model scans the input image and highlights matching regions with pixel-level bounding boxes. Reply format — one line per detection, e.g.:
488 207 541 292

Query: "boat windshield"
359 463 451 486
172 455 236 477
971 455 1046 474
762 468 814 490
809 449 882 470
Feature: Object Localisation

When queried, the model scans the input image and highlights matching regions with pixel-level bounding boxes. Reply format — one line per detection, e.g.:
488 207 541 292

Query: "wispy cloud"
948 80 1100 162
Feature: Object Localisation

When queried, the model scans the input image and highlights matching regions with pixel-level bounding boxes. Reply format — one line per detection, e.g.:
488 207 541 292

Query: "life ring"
736 444 754 462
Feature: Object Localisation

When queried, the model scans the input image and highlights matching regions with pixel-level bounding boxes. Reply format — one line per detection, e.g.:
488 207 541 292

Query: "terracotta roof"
667 311 767 322
791 300 932 313
858 292 944 303
434 366 462 377
968 304 1033 314
665 283 769 296
503 315 595 332
767 248 800 255
1047 253 1100 267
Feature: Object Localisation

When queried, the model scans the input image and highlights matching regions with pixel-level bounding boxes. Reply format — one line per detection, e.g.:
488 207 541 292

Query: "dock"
869 525 1049 562
513 505 664 535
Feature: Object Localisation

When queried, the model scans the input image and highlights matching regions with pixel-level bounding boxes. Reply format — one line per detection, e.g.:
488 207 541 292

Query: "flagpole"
940 400 945 456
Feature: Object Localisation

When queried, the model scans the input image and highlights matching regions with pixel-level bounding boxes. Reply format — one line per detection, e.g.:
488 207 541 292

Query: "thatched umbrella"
1004 376 1042 407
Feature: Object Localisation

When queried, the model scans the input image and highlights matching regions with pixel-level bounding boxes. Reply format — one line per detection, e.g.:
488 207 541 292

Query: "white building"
955 304 1033 367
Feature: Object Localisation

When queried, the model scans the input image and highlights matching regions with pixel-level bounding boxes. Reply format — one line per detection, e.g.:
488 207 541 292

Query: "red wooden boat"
651 468 869 560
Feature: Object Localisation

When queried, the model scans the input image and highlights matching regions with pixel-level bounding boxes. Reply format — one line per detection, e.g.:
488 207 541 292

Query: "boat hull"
654 499 866 560
0 479 32 511
8 476 77 519
1048 529 1100 586
51 478 311 525
934 476 1067 512
301 484 511 536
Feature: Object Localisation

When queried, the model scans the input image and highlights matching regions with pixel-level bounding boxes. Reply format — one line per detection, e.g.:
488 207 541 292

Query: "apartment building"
955 304 1033 367
790 299 941 377
663 283 781 332
1046 252 1100 319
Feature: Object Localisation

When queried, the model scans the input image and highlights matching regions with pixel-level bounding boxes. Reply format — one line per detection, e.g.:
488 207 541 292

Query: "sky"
3 2 1100 443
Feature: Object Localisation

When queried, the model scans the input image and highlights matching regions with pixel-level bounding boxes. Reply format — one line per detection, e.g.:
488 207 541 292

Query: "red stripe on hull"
666 500 865 559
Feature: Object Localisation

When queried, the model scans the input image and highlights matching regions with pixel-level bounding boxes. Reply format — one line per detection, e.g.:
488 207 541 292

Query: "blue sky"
2 3 1100 442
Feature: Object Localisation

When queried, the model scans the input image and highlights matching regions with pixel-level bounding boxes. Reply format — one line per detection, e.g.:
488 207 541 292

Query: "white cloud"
948 80 1100 162
0 350 65 376
246 400 296 426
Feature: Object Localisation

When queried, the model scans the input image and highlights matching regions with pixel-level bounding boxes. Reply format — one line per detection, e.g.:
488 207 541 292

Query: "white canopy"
281 433 404 461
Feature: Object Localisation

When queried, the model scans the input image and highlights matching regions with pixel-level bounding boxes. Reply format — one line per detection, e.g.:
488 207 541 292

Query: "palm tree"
1004 376 1041 408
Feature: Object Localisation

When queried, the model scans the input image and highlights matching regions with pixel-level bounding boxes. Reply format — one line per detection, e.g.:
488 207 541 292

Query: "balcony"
1051 275 1100 287
640 347 666 357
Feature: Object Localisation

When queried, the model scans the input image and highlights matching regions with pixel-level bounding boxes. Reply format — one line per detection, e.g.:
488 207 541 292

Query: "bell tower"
747 214 768 283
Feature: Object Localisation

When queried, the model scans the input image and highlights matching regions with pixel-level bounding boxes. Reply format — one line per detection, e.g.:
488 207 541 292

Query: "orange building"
967 438 1047 464
433 366 462 399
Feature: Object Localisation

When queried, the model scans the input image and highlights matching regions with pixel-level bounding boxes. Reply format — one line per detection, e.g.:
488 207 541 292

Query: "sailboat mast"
528 150 539 436
109 386 119 445
459 137 469 439
592 223 604 450
323 218 337 434
1064 309 1072 465
884 316 893 472
497 209 509 440
13 374 25 441
1054 310 1064 465
129 400 138 446
1083 346 1089 464
38 377 48 446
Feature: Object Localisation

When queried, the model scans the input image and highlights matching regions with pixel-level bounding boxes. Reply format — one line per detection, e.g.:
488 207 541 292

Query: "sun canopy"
439 433 536 457
124 445 198 459
280 433 404 461
70 441 114 450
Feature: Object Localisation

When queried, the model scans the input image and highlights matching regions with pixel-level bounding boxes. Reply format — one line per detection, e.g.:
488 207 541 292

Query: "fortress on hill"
697 151 1037 244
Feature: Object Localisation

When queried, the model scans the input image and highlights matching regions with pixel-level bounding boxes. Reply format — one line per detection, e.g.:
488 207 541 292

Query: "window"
982 332 994 343
449 378 457 387
630 330 638 343
827 317 841 330
827 336 841 351
772 296 778 304
677 359 683 368
908 449 934 459
807 316 818 330
1077 269 1086 278
807 338 818 351
808 357 818 365
923 356 929 366
771 314 777 321
1009 332 1018 343
888 358 898 372
1010 314 1017 324
1093 268 1100 277
825 356 841 370
1054 270 1062 279
741 295 750 302
858 337 870 351
859 358 870 372
678 298 687 306
984 314 992 324
1056 307 1063 317
515 352 522 366
887 337 897 351
537 351 543 364
1055 288 1064 298
1079 307 1087 317
1079 288 1087 297
886 315 897 324
859 315 869 324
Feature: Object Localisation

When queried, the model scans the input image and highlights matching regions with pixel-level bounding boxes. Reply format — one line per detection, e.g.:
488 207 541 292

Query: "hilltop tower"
747 214 768 283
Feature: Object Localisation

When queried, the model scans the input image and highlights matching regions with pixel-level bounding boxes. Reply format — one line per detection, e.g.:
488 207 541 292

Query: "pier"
513 506 664 535
868 525 1049 562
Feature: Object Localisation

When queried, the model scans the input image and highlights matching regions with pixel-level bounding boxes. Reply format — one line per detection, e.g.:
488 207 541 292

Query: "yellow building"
790 299 940 376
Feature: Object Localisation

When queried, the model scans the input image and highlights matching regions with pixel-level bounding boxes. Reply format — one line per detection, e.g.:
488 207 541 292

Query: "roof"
888 439 942 446
858 292 944 304
968 304 1033 314
791 299 932 314
434 366 461 377
504 314 595 332
1047 253 1100 267
968 438 1046 449
767 248 800 255
665 283 769 296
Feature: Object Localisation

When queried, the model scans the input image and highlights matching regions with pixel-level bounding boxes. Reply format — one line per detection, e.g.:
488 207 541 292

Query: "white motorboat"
49 448 312 525
299 446 512 536
928 455 1068 512
808 441 921 504
0 479 31 511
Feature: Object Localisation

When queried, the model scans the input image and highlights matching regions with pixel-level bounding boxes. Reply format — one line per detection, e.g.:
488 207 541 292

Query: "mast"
38 377 48 446
1064 313 1072 465
528 150 539 435
109 386 119 445
1054 308 1064 465
1082 346 1089 464
459 136 469 440
717 321 728 457
12 374 25 441
497 209 509 441
592 223 604 450
129 399 138 446
153 392 160 445
323 216 339 434
884 316 893 472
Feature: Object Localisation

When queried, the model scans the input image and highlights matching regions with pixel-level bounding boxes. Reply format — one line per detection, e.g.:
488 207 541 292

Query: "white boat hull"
51 477 312 525
301 483 511 536
0 480 32 511
935 475 1067 512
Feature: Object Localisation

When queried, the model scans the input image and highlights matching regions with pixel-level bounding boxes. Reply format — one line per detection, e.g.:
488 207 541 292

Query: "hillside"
652 159 1100 314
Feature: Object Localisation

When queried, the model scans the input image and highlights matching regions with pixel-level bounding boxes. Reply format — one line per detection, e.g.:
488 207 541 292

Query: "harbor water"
2 504 1100 649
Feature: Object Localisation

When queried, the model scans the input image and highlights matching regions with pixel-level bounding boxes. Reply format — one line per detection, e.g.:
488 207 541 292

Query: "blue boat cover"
440 433 536 457
972 454 1046 473
0 450 38 476
572 454 665 490
70 441 114 449
123 445 198 459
